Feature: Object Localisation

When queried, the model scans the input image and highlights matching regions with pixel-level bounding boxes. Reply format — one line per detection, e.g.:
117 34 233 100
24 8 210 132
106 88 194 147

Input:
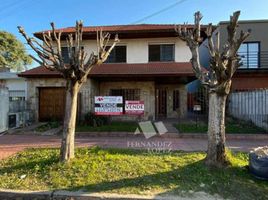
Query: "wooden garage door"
39 87 66 121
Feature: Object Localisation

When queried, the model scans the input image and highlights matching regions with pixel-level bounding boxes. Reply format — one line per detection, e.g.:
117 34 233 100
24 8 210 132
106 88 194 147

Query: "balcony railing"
238 51 268 69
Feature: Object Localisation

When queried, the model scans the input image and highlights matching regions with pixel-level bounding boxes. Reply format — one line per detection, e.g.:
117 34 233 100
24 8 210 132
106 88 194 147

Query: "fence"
228 89 268 131
187 87 268 132
187 86 209 120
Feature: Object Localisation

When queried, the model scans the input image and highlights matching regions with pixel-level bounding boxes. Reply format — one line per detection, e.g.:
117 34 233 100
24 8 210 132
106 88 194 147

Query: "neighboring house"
199 19 268 90
198 20 268 130
0 68 28 131
19 24 209 122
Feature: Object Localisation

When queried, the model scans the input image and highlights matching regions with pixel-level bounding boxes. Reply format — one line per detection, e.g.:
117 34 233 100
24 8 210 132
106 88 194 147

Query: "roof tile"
19 62 194 78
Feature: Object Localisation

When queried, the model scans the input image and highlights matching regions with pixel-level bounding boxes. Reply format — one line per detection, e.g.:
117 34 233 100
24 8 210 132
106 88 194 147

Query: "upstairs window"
238 42 260 69
105 46 127 63
61 47 82 63
149 44 175 62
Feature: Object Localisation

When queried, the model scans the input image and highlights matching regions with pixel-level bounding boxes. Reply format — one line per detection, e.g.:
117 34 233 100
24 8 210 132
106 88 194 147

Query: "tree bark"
60 80 80 162
206 92 229 167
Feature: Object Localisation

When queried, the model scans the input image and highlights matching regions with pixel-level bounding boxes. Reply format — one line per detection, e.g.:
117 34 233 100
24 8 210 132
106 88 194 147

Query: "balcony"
238 51 268 69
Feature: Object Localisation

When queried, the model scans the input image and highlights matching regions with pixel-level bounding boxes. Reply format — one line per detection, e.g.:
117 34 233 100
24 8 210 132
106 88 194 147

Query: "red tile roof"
35 24 194 34
19 62 195 78
34 24 211 40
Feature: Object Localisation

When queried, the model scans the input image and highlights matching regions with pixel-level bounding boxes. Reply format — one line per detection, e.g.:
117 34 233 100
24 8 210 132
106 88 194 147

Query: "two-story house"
19 24 208 122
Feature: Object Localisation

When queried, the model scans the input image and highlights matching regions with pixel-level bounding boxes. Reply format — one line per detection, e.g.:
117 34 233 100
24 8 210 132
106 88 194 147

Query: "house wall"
99 81 187 120
57 37 191 63
26 78 189 121
219 20 268 68
27 78 99 122
5 79 27 100
27 78 66 122
0 87 9 133
198 20 268 91
99 81 155 121
232 74 268 90
156 84 187 119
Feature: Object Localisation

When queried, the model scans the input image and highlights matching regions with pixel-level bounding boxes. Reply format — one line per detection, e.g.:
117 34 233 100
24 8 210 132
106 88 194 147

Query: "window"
173 90 180 111
9 90 25 101
105 46 127 63
61 47 82 63
110 89 140 101
238 42 260 69
8 90 26 112
110 89 140 113
149 44 175 62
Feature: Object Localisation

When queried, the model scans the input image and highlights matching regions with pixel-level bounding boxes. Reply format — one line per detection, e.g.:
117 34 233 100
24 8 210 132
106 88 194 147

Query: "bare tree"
176 11 249 167
18 21 119 162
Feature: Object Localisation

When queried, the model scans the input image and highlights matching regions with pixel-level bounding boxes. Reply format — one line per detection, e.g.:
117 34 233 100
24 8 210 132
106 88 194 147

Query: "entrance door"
156 88 167 118
39 87 66 121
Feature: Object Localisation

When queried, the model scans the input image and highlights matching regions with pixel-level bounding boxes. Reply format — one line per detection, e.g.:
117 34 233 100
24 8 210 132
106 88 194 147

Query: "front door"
156 88 167 118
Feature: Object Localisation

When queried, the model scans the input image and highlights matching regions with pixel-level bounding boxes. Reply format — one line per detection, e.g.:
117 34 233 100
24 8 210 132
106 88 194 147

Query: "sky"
1 0 268 68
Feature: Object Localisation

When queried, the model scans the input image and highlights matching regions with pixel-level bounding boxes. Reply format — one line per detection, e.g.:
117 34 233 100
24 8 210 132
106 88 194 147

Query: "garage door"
39 87 66 121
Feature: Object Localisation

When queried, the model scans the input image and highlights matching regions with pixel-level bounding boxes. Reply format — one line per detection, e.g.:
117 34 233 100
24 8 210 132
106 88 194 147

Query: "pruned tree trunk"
18 22 119 162
60 81 80 161
206 92 228 167
176 11 249 167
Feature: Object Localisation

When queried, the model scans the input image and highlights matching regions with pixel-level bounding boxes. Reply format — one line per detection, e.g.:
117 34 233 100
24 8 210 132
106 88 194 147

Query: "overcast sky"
1 0 267 68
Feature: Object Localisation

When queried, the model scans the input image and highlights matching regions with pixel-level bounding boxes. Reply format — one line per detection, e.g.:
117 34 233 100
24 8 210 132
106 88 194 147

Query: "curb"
76 132 268 140
0 189 172 200
177 133 268 139
76 132 179 138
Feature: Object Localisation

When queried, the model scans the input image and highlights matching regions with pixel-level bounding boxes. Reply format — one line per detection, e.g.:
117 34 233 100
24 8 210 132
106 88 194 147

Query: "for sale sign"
94 96 123 115
125 100 144 115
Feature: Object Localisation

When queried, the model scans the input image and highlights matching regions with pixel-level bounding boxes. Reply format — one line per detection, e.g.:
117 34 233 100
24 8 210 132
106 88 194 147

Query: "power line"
0 0 39 21
0 0 28 14
130 0 189 25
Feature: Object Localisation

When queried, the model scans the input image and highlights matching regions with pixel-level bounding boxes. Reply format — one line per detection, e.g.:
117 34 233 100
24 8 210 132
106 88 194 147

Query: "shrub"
83 112 109 127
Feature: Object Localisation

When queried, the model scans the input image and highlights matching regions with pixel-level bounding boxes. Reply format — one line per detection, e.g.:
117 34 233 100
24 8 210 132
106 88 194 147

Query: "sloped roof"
34 24 211 40
19 62 195 78
35 24 193 34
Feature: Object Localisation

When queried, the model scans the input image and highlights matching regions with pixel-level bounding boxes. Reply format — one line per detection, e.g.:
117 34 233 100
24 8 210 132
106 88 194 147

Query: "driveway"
0 134 267 160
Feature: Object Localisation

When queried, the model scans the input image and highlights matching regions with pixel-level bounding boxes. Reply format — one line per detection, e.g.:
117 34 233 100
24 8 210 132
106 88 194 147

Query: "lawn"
76 121 137 132
0 148 267 200
175 120 266 134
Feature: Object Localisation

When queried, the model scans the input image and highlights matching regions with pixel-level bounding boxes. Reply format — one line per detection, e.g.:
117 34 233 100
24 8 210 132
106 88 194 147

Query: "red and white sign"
125 100 144 115
94 96 123 115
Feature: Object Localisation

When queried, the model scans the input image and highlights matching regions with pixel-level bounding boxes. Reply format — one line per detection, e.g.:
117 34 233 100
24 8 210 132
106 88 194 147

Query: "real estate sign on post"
125 100 144 115
94 96 123 115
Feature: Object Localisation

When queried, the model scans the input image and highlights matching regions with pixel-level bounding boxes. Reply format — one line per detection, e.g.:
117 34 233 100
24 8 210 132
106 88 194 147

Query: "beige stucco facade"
57 37 191 64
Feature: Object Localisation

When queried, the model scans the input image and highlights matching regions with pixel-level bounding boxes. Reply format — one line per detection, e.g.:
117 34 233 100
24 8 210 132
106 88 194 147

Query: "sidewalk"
0 134 267 160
